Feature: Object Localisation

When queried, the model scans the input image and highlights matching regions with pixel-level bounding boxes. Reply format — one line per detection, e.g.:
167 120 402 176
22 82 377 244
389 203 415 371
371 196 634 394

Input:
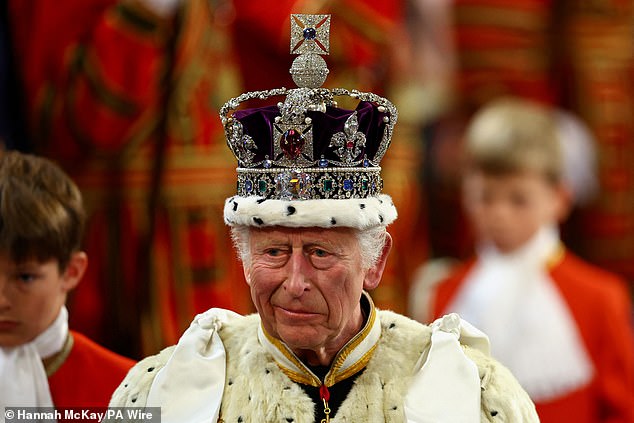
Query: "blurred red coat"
431 251 634 423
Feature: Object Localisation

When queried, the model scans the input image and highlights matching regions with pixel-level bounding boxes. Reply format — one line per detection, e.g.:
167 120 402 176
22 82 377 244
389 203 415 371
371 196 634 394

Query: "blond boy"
423 98 634 423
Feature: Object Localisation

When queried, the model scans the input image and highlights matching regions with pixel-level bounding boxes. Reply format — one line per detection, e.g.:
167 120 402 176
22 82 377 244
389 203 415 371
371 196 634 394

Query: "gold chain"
320 398 331 423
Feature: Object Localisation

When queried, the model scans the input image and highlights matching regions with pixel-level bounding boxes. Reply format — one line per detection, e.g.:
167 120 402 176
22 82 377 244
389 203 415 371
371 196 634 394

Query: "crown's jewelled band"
236 167 383 200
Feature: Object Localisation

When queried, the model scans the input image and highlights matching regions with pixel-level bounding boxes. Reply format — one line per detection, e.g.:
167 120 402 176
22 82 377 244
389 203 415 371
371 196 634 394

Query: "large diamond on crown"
275 170 312 200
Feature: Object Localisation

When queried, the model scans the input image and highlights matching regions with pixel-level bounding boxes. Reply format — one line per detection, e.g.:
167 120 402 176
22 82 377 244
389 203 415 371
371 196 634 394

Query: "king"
109 14 538 423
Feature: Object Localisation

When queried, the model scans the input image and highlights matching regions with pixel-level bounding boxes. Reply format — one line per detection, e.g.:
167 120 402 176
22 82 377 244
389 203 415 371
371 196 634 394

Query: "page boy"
423 97 634 422
0 150 134 409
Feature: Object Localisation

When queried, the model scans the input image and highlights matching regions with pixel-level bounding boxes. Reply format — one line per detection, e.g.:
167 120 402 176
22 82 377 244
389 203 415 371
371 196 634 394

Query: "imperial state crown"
221 14 398 229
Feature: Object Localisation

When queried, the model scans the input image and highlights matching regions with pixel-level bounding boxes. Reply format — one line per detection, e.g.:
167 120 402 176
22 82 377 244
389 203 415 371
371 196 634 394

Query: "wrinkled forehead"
248 226 357 247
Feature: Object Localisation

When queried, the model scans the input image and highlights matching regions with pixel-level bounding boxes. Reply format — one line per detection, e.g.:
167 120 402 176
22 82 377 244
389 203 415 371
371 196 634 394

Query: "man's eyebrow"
303 240 343 253
252 239 289 249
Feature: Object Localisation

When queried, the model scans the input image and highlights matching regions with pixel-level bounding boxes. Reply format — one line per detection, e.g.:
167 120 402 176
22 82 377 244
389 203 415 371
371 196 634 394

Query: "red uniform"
48 331 135 407
431 251 634 423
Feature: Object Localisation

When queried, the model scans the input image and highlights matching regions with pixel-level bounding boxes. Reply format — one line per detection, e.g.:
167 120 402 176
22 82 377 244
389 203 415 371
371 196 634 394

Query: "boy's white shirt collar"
0 306 69 410
446 225 594 401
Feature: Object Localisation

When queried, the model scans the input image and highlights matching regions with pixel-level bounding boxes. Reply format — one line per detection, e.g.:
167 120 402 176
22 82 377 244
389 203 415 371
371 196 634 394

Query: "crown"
221 14 398 229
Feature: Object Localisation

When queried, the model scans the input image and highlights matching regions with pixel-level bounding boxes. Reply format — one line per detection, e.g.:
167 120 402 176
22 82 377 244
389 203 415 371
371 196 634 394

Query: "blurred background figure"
415 0 634 287
7 0 249 358
412 97 634 422
404 0 634 419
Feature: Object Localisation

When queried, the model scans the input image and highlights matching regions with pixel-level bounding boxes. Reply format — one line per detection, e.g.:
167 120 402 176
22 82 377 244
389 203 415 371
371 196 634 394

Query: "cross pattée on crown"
289 14 331 89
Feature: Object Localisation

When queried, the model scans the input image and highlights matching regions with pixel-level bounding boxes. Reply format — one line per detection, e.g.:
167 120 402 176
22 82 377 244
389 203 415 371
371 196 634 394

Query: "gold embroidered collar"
258 292 380 388
43 332 74 377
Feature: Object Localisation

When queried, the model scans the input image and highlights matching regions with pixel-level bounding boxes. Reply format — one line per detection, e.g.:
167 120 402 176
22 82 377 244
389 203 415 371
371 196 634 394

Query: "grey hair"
356 226 388 269
230 225 387 270
230 225 252 264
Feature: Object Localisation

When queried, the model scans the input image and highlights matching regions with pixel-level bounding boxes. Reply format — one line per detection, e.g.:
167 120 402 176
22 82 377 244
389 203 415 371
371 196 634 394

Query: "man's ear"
61 251 87 292
363 232 393 291
243 264 252 286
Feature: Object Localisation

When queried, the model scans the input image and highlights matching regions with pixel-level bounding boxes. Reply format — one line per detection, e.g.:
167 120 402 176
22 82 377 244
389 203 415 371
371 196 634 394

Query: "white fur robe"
110 311 537 422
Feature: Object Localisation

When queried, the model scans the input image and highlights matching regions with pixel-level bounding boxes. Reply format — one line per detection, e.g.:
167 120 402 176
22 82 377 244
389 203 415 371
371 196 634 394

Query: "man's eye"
312 249 329 258
266 249 282 257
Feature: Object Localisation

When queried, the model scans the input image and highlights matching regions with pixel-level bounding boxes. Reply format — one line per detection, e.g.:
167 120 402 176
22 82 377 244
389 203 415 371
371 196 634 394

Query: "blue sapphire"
343 179 354 191
264 159 272 169
319 158 328 168
363 158 370 167
245 180 253 193
303 27 317 40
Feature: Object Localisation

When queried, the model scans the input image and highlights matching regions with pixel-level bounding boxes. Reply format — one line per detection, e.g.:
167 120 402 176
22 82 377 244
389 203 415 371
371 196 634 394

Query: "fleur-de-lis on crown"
329 112 366 163
230 120 257 165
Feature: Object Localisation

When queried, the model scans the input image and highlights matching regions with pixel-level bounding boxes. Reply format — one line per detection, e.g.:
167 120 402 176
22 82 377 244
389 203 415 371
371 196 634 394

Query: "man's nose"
283 251 311 297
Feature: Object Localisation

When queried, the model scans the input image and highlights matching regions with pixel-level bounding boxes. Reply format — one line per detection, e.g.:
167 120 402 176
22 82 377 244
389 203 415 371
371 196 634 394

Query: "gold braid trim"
546 243 566 269
324 299 376 386
263 293 378 388
43 333 74 377
261 327 321 387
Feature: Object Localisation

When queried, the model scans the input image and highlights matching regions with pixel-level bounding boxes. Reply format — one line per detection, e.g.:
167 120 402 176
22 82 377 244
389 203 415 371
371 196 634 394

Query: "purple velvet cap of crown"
222 96 398 228
231 101 389 167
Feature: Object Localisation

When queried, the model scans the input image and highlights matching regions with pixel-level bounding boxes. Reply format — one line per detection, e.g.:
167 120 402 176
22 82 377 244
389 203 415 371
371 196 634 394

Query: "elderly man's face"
244 226 386 364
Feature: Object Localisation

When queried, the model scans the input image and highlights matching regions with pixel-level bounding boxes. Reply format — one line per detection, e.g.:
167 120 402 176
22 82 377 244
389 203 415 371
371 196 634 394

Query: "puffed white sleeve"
404 314 486 422
109 308 240 423
403 313 539 423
